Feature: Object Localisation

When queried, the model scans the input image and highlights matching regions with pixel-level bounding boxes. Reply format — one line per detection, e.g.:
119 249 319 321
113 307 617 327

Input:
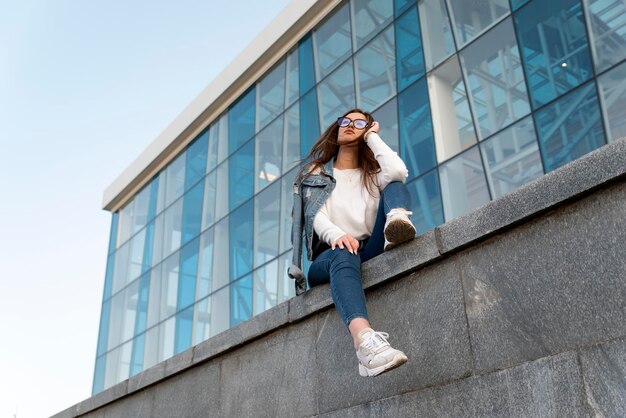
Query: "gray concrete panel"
288 282 334 323
315 261 472 414
127 362 166 393
96 389 153 418
321 352 589 417
580 337 626 417
219 317 318 417
460 183 626 373
75 381 127 416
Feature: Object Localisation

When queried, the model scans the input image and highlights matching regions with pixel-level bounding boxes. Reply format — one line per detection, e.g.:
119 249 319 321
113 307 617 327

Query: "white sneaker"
384 208 416 251
356 328 408 377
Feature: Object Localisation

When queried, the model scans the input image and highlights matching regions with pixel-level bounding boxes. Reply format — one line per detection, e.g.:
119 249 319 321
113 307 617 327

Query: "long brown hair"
299 108 380 195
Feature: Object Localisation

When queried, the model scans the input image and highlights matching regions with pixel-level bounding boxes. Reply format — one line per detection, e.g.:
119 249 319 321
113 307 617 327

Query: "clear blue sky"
0 1 291 416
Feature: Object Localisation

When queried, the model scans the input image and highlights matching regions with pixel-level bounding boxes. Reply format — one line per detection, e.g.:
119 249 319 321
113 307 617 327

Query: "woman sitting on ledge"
289 108 415 377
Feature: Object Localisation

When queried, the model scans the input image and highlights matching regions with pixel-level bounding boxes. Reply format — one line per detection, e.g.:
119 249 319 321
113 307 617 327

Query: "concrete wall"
54 138 626 418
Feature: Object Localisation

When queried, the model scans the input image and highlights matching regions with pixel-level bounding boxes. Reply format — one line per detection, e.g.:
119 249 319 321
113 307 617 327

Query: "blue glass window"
177 237 199 311
480 116 543 198
418 0 456 70
598 60 626 142
92 356 106 394
228 86 256 154
214 161 229 221
193 296 211 345
398 78 436 181
299 35 316 95
254 181 281 268
439 145 491 220
184 131 208 191
286 49 300 107
253 259 279 315
314 3 352 80
230 274 253 326
197 227 214 301
461 18 531 139
212 217 230 292
317 58 356 128
207 114 229 171
283 103 300 173
255 115 284 192
279 169 297 254
129 333 145 376
394 0 415 17
108 212 119 255
201 169 217 230
229 201 254 280
511 0 530 10
174 305 194 354
515 0 594 108
406 170 443 235
372 97 399 152
395 6 425 92
299 90 321 158
355 26 396 110
535 81 606 172
96 300 111 356
448 0 510 47
352 0 394 50
157 152 186 214
257 60 286 131
229 140 254 210
181 178 204 245
585 0 626 73
141 221 154 275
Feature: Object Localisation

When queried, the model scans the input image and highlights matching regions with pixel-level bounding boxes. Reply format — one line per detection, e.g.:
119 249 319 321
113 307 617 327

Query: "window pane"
147 264 161 328
229 140 254 211
133 272 150 336
511 0 530 11
181 179 204 245
355 25 397 110
439 145 491 220
210 286 230 337
283 103 301 173
158 315 176 363
257 60 286 132
515 0 594 108
279 169 298 254
184 131 208 191
253 259 279 315
372 96 399 152
196 227 214 302
314 3 352 80
201 169 217 230
231 274 253 326
193 296 211 345
255 115 284 193
143 326 158 370
215 161 229 221
174 305 194 354
394 0 415 17
461 17 531 139
299 34 316 94
299 90 321 158
583 0 626 73
157 197 183 262
177 237 199 311
160 251 180 321
535 81 606 172
229 86 256 153
598 60 626 142
429 55 477 162
229 201 254 280
212 217 230 292
286 49 300 107
157 152 186 214
128 228 146 285
112 240 130 295
480 116 543 198
406 170 444 235
398 78 436 180
277 250 296 303
317 58 356 129
352 0 394 50
447 0 510 47
395 6 426 91
418 0 456 70
254 181 281 268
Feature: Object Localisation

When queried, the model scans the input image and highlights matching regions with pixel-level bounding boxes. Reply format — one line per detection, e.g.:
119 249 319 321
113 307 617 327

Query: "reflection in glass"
480 116 543 198
439 146 491 220
418 0 456 70
156 152 186 214
229 201 254 280
201 169 217 230
355 26 396 110
159 252 180 322
214 161 229 221
228 86 256 153
314 3 352 80
299 34 316 94
257 60 286 132
372 97 399 152
255 115 284 192
193 296 211 345
212 217 230 292
299 90 321 158
254 181 281 268
197 228 214 302
210 286 230 337
278 251 296 302
406 170 444 235
352 0 394 50
184 131 208 191
597 60 626 142
143 326 158 370
515 0 593 108
398 78 436 181
461 18 531 139
394 0 415 17
447 0 510 47
511 0 530 11
283 104 300 173
177 238 199 311
152 198 183 265
159 315 175 363
428 55 477 162
117 183 151 247
207 114 229 171
229 140 254 211
584 0 626 73
231 274 253 326
535 81 606 172
181 179 204 245
318 58 356 129
395 6 425 91
286 49 300 107
280 169 298 254
174 305 194 354
253 259 278 315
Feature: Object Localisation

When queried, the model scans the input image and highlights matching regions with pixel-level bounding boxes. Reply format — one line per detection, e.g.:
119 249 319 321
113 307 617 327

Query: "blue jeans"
307 181 411 326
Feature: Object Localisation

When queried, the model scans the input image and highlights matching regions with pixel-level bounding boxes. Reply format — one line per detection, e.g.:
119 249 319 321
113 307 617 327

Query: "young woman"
289 108 416 377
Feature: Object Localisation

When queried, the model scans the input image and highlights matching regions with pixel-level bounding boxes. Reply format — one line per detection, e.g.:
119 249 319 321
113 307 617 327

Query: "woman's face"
337 112 368 145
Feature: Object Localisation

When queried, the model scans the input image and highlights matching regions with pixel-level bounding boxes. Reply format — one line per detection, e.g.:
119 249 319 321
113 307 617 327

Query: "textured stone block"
165 347 193 377
127 361 166 393
288 282 333 323
219 317 318 417
438 137 626 254
316 260 472 414
90 389 154 418
460 182 626 373
193 326 242 364
579 337 626 417
321 351 589 417
76 380 128 415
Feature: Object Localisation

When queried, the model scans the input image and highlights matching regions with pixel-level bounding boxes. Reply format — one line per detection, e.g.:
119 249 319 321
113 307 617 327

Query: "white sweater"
313 133 408 246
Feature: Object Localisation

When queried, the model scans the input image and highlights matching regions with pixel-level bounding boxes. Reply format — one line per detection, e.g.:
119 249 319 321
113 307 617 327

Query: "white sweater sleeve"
366 132 408 188
313 205 346 246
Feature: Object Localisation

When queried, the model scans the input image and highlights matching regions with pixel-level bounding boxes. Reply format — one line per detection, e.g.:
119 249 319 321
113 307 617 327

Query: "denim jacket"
288 159 336 295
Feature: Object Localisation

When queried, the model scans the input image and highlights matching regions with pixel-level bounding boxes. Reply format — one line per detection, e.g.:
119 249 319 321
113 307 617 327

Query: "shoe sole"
384 219 416 251
358 353 408 377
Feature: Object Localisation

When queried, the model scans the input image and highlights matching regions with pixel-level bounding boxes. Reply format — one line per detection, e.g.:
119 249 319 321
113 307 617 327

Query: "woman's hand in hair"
364 121 380 142
332 234 360 255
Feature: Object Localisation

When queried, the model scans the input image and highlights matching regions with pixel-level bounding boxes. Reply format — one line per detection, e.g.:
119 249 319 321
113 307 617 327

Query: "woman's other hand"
364 121 380 142
332 234 360 254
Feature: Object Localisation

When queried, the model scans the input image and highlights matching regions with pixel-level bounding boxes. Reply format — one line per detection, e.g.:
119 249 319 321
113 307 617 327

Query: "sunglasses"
337 117 369 130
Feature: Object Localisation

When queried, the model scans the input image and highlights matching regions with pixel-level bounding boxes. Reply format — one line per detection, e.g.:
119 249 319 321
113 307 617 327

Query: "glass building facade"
93 0 626 393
